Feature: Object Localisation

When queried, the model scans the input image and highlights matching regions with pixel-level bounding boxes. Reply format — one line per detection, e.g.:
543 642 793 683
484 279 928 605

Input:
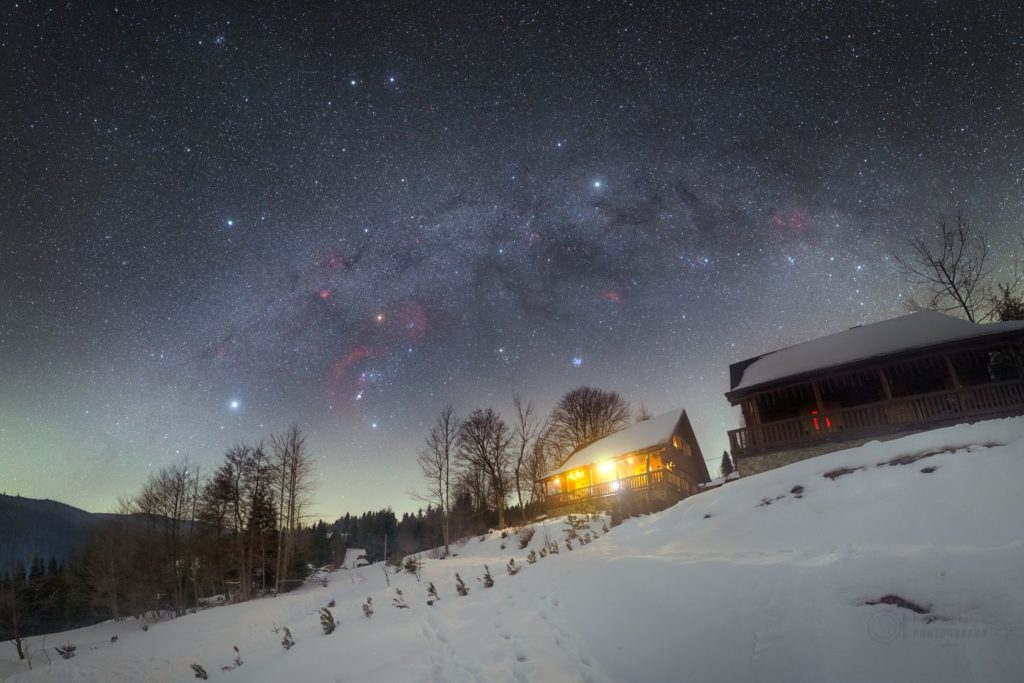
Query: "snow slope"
4 418 1024 682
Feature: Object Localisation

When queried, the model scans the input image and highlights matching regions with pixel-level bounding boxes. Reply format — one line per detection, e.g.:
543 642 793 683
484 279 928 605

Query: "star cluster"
2 2 1022 517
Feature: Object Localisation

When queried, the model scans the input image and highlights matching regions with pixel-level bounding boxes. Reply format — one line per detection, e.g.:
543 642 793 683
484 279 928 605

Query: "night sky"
2 2 1022 520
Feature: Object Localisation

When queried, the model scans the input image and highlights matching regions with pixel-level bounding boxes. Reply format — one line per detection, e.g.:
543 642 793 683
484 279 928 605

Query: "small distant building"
726 311 1024 476
538 408 711 510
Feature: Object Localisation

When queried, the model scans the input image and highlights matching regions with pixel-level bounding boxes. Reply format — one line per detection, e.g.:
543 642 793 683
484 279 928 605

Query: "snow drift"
4 418 1024 682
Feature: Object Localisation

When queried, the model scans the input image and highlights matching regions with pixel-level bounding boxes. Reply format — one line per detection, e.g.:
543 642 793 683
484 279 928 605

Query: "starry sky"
2 1 1022 520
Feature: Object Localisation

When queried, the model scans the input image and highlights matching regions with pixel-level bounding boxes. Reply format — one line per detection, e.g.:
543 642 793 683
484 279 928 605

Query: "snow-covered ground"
5 418 1024 682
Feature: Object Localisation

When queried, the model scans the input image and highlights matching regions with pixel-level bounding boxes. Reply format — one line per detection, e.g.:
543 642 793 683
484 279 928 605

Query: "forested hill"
0 494 106 570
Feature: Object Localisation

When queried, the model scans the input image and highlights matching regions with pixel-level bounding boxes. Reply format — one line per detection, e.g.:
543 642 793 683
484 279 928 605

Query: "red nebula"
320 251 349 271
318 288 331 300
330 345 376 380
770 209 810 236
602 290 622 303
326 345 380 408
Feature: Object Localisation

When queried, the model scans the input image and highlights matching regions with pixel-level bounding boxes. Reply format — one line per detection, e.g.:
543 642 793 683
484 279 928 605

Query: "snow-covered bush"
564 514 587 540
549 540 559 554
327 599 336 608
56 642 76 659
320 607 336 634
518 527 535 549
506 558 520 575
190 663 208 679
281 627 294 650
362 597 374 618
565 539 573 551
393 588 409 609
427 582 440 605
527 550 537 564
455 573 469 596
404 556 422 576
482 565 494 588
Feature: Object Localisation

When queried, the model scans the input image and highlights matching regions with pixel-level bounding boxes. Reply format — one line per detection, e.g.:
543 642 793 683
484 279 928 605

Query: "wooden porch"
729 379 1024 456
543 468 687 508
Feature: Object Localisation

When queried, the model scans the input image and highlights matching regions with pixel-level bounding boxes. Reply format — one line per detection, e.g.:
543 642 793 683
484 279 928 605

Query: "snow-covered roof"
544 409 684 478
730 311 1024 393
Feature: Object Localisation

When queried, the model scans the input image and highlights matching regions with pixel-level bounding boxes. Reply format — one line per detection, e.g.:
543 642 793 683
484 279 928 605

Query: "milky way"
2 2 1022 517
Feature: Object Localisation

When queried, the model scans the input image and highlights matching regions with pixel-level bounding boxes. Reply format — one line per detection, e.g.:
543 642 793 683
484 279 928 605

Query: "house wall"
735 428 927 476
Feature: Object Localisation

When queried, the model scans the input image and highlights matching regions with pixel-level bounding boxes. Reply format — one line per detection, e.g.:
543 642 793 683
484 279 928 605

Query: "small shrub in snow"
482 565 494 588
427 582 440 605
538 547 547 558
404 556 422 576
281 627 295 650
602 522 610 533
232 645 243 668
327 599 336 608
455 573 469 596
362 597 374 618
527 550 537 564
501 530 509 539
565 539 573 551
583 532 592 543
506 558 520 575
191 663 208 679
110 635 118 643
142 623 149 632
393 588 409 609
518 527 535 549
56 642 76 659
549 541 559 555
320 607 336 634
564 514 587 540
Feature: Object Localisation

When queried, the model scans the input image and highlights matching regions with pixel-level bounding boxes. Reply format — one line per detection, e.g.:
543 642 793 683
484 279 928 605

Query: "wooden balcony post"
877 368 893 400
943 355 962 389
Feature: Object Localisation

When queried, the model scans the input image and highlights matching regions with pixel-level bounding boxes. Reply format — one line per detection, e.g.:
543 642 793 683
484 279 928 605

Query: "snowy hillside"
5 418 1024 682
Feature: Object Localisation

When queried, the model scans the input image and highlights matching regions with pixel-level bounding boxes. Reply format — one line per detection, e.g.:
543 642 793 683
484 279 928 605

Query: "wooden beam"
877 368 893 400
812 381 825 413
944 355 962 389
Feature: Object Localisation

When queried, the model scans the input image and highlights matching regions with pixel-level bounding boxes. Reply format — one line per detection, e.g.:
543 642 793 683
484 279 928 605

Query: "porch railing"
543 468 684 507
728 380 1024 456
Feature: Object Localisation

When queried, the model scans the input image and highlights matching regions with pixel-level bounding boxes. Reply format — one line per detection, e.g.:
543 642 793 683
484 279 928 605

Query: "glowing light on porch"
597 461 615 475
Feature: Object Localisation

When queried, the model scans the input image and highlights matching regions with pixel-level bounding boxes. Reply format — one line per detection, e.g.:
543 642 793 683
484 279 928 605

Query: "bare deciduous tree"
543 387 632 466
510 394 541 524
203 444 275 601
457 408 513 528
414 406 457 557
895 213 1024 322
271 425 315 593
135 462 197 616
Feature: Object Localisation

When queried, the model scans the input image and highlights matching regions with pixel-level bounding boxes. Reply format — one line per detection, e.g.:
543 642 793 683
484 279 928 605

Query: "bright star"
350 79 357 86
592 180 602 189
228 399 240 410
571 357 583 367
226 219 234 227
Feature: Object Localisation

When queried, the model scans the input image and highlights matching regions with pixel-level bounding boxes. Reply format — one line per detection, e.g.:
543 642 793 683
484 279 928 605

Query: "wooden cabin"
538 409 711 510
726 311 1024 475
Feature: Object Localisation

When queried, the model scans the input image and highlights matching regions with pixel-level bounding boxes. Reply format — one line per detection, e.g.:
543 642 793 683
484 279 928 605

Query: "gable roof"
544 409 684 478
729 311 1024 394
